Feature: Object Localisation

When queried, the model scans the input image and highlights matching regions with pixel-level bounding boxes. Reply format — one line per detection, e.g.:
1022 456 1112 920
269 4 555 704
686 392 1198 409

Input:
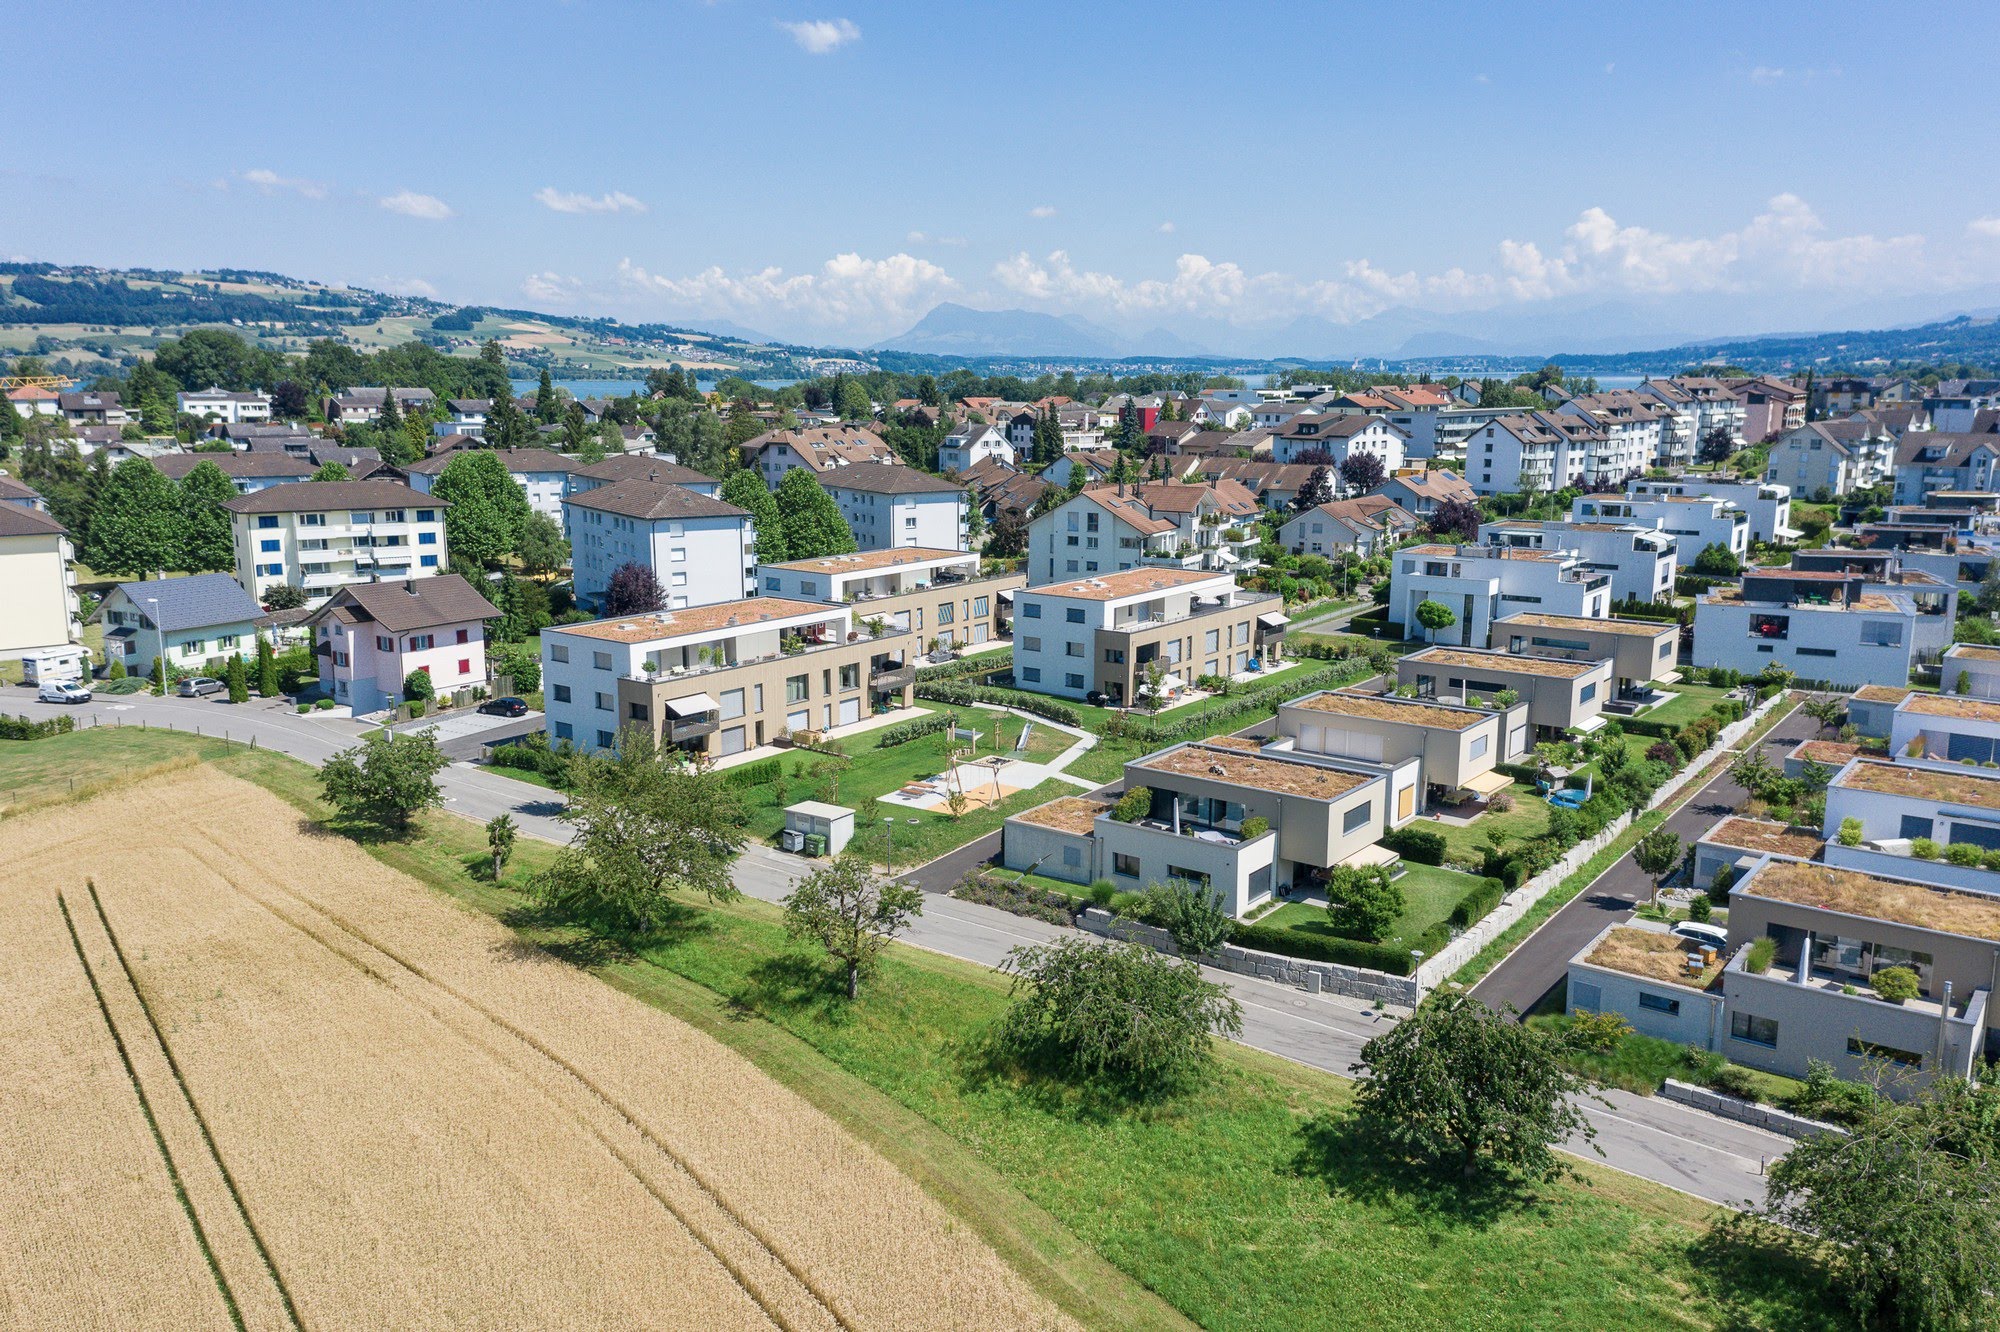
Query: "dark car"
478 696 530 718
177 676 226 698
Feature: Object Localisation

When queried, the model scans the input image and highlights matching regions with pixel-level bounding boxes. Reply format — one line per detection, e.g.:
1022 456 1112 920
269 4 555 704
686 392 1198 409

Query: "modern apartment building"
1010 567 1286 705
1821 757 2000 897
1489 612 1681 696
224 480 447 603
538 596 916 757
1571 492 1748 569
1692 567 1926 688
1387 542 1611 648
1626 476 1799 545
817 464 968 552
757 547 1022 649
1395 646 1613 737
1478 518 1677 605
1274 688 1529 809
177 387 272 425
563 479 755 612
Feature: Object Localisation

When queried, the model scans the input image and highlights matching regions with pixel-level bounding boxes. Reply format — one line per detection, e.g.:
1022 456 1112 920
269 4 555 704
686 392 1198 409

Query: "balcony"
1108 591 1283 635
634 625 913 685
669 716 720 743
870 662 915 691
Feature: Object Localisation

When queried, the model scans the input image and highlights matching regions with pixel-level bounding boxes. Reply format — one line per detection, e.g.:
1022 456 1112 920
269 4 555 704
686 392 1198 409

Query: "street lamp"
883 816 895 876
146 597 163 694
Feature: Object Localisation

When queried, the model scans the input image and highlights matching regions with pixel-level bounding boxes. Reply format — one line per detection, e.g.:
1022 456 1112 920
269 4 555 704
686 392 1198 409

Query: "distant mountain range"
872 303 1218 359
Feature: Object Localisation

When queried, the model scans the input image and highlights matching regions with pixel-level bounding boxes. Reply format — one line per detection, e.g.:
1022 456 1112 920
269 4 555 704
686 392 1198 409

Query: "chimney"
406 580 420 595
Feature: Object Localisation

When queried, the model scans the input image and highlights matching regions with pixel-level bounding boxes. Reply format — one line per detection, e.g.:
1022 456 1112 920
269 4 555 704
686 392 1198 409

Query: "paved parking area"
395 708 544 750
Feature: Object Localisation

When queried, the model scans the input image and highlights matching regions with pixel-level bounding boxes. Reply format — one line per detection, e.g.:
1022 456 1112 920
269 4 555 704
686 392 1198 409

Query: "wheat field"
0 768 1075 1332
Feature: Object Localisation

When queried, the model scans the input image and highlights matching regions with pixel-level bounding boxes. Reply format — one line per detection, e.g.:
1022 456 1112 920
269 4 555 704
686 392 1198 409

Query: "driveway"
395 707 545 756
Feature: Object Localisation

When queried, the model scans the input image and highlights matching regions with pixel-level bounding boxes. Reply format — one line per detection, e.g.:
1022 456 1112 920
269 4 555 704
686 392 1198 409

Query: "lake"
509 377 800 398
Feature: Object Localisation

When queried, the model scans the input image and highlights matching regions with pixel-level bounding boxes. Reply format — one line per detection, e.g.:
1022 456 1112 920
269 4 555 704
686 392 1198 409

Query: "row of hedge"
719 755 784 788
1622 695 1748 739
0 713 77 741
913 682 1082 726
875 713 954 748
1229 921 1418 974
1100 658 1378 746
914 649 1011 684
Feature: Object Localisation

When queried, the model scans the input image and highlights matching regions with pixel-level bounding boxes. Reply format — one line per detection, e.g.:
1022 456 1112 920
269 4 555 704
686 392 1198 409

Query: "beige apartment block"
758 547 1023 650
1276 688 1530 809
1490 611 1681 695
1396 645 1613 737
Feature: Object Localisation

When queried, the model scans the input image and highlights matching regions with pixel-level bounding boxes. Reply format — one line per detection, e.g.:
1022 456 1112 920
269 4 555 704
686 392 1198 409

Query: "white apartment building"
937 421 1016 474
1693 568 1922 688
405 447 579 523
176 387 272 425
1464 412 1613 495
1572 492 1749 568
1011 567 1284 704
1556 391 1681 469
435 398 492 437
562 479 755 612
817 464 968 552
224 480 448 603
1638 377 1746 450
757 546 1022 649
741 426 897 485
1269 415 1408 469
0 504 79 661
1892 433 2000 507
1627 476 1800 545
1027 481 1263 584
1389 542 1611 647
1479 517 1677 604
322 387 436 424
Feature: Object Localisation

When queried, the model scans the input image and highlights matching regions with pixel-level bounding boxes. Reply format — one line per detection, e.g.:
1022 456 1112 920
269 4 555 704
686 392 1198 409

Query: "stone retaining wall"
1660 1079 1847 1140
1076 908 1420 1006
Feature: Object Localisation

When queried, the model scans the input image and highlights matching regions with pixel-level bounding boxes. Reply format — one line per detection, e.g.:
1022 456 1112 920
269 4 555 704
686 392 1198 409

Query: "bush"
1112 786 1152 823
1380 826 1445 866
1746 936 1776 973
1688 895 1713 923
1782 1060 1879 1128
1946 842 1985 867
915 649 1011 684
1088 880 1117 908
1239 815 1270 840
1837 817 1863 847
718 755 783 788
1911 837 1942 860
1230 921 1417 974
314 698 335 711
1487 789 1515 813
914 682 1079 726
1447 877 1506 930
875 713 953 747
403 668 435 703
1108 890 1148 917
1704 1065 1759 1100
1982 849 2000 873
407 699 427 718
0 713 77 741
1872 966 1920 1003
950 872 1075 925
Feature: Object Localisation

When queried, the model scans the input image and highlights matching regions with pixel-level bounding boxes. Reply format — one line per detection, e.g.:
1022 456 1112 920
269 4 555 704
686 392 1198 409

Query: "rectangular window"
1022 603 1041 619
1065 672 1085 689
419 531 437 545
407 634 434 651
550 644 569 663
1579 682 1596 702
1104 648 1125 664
1796 647 1837 658
595 691 612 711
458 658 471 674
1112 852 1140 877
1847 1037 1923 1067
1469 735 1489 759
1065 608 1086 624
375 635 393 652
1062 846 1082 868
257 514 279 529
416 509 436 523
1637 992 1681 1016
628 702 649 722
593 651 612 670
839 663 860 690
260 538 280 553
598 730 615 749
1166 866 1211 889
973 596 988 617
1065 642 1084 657
1730 1012 1779 1047
1342 801 1373 835
938 603 955 625
1022 636 1041 652
554 720 573 740
420 555 438 567
785 674 809 705
1204 629 1219 653
1021 666 1041 682
720 688 745 720
552 684 572 703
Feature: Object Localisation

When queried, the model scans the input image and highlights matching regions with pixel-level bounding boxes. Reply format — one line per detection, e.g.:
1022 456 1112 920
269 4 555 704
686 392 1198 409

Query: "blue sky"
7 0 2000 352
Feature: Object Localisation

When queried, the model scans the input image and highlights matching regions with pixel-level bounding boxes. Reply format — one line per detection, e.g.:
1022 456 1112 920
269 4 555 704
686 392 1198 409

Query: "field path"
0 768 1076 1332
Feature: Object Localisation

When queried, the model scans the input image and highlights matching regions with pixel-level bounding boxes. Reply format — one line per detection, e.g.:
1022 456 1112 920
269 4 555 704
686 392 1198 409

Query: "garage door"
839 698 860 726
718 725 746 756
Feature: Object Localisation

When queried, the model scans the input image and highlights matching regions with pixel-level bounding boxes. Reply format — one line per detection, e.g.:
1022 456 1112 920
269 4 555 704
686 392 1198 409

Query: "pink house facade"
304 574 501 716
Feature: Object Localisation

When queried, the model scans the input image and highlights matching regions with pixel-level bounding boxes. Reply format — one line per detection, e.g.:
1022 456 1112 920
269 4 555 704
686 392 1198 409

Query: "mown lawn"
0 724 240 811
4 732 1843 1332
1263 863 1487 952
1434 784 1552 863
1640 682 1733 729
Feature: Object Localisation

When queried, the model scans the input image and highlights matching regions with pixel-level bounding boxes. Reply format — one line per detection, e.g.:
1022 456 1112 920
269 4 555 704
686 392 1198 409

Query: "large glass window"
1342 801 1373 835
785 674 809 705
1637 992 1681 1016
1730 1012 1779 1047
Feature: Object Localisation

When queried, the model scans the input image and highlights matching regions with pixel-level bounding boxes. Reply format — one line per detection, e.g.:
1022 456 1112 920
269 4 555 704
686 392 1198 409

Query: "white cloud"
1157 221 1176 234
240 168 326 199
1970 217 2000 239
375 276 439 298
521 272 584 304
534 187 647 215
1749 65 1786 84
779 18 859 53
379 190 454 220
617 251 955 338
1028 204 1057 219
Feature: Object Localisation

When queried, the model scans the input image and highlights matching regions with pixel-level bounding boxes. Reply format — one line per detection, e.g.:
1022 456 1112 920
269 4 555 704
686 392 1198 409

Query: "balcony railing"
870 663 915 690
1108 591 1283 634
669 716 720 742
635 625 913 684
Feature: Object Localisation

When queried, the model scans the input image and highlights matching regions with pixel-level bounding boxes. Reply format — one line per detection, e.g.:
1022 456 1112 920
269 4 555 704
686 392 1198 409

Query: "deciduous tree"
1414 598 1457 643
319 730 449 836
175 460 238 573
775 465 857 560
721 468 786 564
1292 465 1336 513
514 510 570 577
84 459 181 577
1146 878 1235 957
1633 828 1682 895
310 460 351 482
1425 495 1482 542
432 448 530 568
487 813 517 881
782 854 924 999
604 561 665 616
1338 452 1386 494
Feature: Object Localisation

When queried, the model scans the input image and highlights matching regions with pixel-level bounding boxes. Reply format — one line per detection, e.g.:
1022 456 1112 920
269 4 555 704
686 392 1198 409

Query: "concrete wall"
1077 908 1420 1006
1658 1080 1847 1140
1567 960 1723 1049
1092 817 1278 917
1000 819 1098 885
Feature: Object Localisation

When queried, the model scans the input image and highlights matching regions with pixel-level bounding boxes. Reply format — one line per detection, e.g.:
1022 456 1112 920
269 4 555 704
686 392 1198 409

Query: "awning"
1257 611 1291 629
1340 844 1402 870
1460 769 1513 797
665 692 718 716
1158 673 1185 691
1572 715 1608 734
1214 548 1237 564
997 586 1015 600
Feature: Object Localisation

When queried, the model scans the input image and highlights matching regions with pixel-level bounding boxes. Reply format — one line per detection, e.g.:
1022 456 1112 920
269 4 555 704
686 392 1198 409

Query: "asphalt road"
1469 700 1818 1017
9 683 1791 1208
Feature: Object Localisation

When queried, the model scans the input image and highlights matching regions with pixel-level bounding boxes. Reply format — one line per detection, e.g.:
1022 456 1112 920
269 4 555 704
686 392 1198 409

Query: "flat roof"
1584 927 1721 991
1747 860 2000 941
1835 759 2000 813
1137 743 1374 800
1791 739 1864 767
1704 587 1901 612
1494 612 1675 639
1012 796 1114 835
556 597 835 645
1402 646 1604 679
1023 567 1228 601
1853 685 1916 704
1290 689 1490 732
1901 694 2000 724
1703 816 1823 860
767 547 969 575
1946 644 2000 663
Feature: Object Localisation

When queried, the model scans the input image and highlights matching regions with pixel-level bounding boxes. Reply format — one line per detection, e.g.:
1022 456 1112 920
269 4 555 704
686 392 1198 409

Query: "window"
1637 992 1681 1016
552 684 572 703
1112 852 1140 877
350 512 373 525
260 538 280 553
1065 608 1086 624
256 514 279 529
1021 667 1041 682
938 602 954 625
1022 636 1041 652
1796 647 1837 658
1065 672 1085 689
594 691 612 711
554 721 572 740
1204 629 1219 653
973 596 988 617
419 531 437 546
416 509 436 522
1342 801 1372 835
598 730 616 749
593 651 612 671
1469 735 1489 759
458 658 471 674
1579 682 1596 702
1022 603 1041 619
1065 642 1084 657
785 674 809 705
1847 1037 1923 1067
765 577 781 592
839 663 860 690
407 634 434 651
375 635 393 652
628 702 649 722
420 554 438 568
1730 1012 1779 1047
1166 866 1211 889
1104 648 1125 664
720 688 745 720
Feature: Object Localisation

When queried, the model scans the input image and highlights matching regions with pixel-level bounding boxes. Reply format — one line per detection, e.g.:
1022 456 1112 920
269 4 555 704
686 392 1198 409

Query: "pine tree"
378 386 402 433
176 460 238 572
774 467 857 561
225 653 249 704
721 468 786 564
255 634 280 697
151 654 166 696
85 459 182 577
535 369 560 425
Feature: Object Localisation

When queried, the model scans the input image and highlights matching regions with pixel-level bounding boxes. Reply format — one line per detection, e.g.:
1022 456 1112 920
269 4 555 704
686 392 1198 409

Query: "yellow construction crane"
0 374 70 392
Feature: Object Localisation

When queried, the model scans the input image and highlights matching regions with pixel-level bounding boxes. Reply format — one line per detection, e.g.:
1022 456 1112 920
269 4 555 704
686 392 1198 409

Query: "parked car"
1670 921 1730 952
177 676 226 698
37 680 91 704
478 696 530 718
